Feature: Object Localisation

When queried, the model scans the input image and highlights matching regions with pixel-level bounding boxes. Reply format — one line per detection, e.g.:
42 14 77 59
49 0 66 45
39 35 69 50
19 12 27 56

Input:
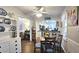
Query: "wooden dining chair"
55 34 63 53
34 37 41 53
41 37 56 53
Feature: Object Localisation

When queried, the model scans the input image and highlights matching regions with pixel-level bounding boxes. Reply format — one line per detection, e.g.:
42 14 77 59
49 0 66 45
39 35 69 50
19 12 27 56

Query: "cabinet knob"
15 44 17 46
0 46 1 48
16 52 18 53
15 48 17 50
15 40 17 42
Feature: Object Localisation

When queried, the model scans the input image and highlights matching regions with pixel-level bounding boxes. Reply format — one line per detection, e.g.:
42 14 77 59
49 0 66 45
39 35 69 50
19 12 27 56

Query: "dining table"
40 37 56 53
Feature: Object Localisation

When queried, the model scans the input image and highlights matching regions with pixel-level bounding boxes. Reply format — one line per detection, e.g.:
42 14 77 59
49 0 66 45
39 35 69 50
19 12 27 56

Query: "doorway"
18 17 34 53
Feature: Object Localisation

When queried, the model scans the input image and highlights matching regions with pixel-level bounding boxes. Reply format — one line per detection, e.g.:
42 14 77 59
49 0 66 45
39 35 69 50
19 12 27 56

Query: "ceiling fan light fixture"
36 13 42 18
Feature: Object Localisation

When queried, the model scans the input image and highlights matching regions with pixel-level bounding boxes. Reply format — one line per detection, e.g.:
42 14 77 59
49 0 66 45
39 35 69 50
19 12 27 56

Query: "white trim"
61 45 66 53
68 38 79 46
30 21 32 41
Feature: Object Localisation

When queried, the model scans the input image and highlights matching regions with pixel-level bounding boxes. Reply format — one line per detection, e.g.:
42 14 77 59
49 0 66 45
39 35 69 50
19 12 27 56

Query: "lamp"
36 13 42 18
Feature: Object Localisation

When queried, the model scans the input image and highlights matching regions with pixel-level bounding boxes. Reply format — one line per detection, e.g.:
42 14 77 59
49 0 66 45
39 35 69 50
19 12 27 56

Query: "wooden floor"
21 40 34 53
21 40 64 53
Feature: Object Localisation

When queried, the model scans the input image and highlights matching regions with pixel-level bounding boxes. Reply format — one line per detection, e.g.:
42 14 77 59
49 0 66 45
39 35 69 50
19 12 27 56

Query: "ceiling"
17 6 66 18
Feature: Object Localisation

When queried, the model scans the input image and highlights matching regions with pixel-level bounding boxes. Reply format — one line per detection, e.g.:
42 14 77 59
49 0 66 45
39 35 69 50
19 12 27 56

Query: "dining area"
34 31 64 53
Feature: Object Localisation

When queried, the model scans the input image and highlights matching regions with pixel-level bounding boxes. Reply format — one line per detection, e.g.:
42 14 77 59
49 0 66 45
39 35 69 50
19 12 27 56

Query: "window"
44 20 57 30
39 19 57 31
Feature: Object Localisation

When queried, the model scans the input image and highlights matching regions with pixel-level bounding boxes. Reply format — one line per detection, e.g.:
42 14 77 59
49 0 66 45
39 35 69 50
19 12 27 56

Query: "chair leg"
34 48 36 53
53 45 56 53
60 47 61 53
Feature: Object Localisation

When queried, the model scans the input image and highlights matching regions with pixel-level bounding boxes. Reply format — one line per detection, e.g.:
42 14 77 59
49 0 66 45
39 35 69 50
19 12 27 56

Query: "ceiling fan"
32 6 47 17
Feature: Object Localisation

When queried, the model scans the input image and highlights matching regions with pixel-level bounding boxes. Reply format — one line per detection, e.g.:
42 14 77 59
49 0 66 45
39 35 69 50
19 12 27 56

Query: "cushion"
46 49 53 52
35 43 41 48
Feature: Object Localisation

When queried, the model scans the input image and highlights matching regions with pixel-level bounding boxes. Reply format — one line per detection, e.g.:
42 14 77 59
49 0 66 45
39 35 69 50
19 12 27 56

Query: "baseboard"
61 46 66 53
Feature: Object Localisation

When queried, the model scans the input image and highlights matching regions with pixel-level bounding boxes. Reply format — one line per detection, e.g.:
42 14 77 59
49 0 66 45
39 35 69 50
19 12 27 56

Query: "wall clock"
11 26 16 31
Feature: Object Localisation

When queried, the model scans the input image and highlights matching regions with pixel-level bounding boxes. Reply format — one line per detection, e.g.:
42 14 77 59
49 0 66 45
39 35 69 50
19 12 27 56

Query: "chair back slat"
57 35 63 44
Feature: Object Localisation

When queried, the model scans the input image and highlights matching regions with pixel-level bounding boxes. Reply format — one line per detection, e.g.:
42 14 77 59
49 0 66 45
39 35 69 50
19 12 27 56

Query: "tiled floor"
21 40 34 53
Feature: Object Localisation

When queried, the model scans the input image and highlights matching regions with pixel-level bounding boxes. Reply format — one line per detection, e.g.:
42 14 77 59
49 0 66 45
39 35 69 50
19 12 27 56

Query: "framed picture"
77 6 79 25
3 18 11 24
71 9 78 26
0 8 7 16
67 7 78 26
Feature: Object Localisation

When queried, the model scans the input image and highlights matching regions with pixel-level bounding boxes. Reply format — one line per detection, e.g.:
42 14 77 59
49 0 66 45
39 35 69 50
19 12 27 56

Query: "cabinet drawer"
0 45 2 53
9 41 21 53
0 41 9 53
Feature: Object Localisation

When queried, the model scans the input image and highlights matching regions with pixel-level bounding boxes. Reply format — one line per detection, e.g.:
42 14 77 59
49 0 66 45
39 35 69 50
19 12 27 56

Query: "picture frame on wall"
0 8 7 16
56 21 59 27
71 9 78 26
3 18 11 24
67 7 78 26
77 6 79 25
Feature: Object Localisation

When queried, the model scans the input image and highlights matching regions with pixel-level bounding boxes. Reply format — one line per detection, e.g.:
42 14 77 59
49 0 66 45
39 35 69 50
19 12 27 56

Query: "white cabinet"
0 37 21 53
1 41 9 53
0 38 10 53
0 15 21 53
0 42 3 53
9 37 21 53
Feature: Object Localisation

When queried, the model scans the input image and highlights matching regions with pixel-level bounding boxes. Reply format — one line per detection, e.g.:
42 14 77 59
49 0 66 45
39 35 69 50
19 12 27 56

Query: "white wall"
67 6 79 53
0 6 26 17
67 26 79 53
61 7 68 52
61 6 79 53
36 18 43 38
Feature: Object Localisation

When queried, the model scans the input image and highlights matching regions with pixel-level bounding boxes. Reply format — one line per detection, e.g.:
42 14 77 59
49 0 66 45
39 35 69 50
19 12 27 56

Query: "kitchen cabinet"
9 37 21 53
0 36 21 53
32 27 36 41
0 16 21 53
0 36 10 53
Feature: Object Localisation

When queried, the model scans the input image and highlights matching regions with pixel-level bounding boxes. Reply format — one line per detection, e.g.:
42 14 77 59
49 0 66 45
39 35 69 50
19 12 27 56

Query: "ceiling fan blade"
41 12 48 14
39 7 44 12
33 10 38 13
32 13 36 15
